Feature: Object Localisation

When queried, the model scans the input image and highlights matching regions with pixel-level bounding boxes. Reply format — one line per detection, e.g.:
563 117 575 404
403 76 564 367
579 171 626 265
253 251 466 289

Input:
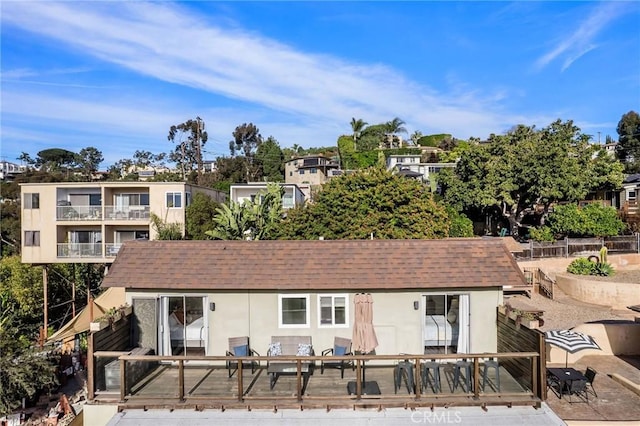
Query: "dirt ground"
506 269 639 332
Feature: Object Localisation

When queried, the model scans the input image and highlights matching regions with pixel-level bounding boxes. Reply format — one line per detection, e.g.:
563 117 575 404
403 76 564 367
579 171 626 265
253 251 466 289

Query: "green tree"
440 120 624 237
150 213 183 240
229 122 263 182
35 148 78 175
77 147 104 180
255 136 284 181
615 110 640 173
445 206 474 237
0 308 57 414
545 203 625 238
168 117 207 183
205 183 283 240
276 168 450 239
185 192 220 240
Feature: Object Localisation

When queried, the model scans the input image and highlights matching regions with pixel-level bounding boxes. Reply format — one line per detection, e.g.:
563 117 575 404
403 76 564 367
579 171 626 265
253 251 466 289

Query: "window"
166 192 182 208
310 168 317 174
289 171 293 176
278 295 310 328
24 193 40 209
628 190 636 201
318 294 348 327
299 170 305 175
186 192 192 206
24 231 40 247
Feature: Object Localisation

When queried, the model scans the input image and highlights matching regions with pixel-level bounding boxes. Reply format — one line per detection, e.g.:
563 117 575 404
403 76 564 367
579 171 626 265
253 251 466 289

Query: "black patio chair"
568 379 589 403
584 367 598 398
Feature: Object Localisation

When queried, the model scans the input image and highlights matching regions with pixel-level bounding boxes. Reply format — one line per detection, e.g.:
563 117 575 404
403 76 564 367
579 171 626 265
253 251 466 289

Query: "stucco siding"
126 287 502 357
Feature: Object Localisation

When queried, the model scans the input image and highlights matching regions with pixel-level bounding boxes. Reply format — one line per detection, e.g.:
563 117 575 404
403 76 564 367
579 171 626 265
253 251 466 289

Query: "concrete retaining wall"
547 322 640 365
555 273 640 310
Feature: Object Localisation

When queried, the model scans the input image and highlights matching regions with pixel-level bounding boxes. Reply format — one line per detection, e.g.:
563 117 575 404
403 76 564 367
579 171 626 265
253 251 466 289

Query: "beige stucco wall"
83 403 118 426
125 287 502 358
547 322 640 365
555 273 640 310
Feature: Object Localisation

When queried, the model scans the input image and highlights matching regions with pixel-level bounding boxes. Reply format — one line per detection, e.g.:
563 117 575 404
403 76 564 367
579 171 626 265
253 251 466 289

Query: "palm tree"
384 117 407 148
350 118 368 151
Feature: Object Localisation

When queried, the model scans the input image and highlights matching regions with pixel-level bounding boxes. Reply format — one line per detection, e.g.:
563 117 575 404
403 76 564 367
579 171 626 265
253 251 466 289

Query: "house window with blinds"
318 294 348 328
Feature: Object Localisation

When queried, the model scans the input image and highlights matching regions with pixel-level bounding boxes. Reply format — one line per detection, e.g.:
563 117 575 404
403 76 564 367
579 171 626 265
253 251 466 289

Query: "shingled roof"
102 239 525 291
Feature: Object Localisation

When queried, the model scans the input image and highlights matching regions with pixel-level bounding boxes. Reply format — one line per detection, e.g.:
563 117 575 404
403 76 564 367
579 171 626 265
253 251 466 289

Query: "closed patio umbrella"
545 329 600 367
351 293 379 389
352 293 378 354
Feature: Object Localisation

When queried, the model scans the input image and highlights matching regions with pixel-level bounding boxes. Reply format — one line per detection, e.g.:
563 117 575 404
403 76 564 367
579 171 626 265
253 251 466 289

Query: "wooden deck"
93 354 541 411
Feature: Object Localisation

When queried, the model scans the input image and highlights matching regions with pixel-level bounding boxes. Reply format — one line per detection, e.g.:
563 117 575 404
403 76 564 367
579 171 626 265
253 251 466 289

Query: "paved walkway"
106 403 565 426
545 355 640 422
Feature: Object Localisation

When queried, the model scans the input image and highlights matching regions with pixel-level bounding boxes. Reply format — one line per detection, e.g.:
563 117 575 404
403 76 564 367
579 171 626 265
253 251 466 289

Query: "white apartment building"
20 181 226 264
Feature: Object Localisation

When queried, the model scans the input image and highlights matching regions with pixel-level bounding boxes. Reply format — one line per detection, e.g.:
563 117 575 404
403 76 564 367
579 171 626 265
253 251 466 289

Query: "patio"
545 355 640 422
92 352 541 411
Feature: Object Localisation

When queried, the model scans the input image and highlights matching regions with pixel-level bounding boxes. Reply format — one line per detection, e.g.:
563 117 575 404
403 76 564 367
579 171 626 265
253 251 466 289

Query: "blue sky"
2 1 639 168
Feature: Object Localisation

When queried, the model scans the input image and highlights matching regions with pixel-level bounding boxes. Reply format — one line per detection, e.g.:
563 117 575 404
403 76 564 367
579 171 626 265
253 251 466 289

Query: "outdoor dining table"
547 367 588 399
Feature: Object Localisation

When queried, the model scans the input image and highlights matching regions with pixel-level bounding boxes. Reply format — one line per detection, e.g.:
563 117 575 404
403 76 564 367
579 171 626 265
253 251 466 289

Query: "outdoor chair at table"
320 337 353 378
584 367 598 398
546 367 589 402
225 336 260 378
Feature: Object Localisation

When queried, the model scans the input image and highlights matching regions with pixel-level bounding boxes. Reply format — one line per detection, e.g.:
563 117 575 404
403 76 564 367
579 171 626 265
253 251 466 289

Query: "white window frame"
166 192 182 208
317 294 349 328
628 190 637 201
278 294 310 328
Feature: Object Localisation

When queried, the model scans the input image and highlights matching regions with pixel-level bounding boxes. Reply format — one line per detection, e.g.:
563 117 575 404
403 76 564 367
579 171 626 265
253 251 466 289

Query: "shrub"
567 258 596 275
528 226 555 242
567 257 615 276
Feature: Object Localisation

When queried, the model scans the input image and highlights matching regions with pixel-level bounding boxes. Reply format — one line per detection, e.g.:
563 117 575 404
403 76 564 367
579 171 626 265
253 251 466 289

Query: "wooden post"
72 278 76 318
43 266 48 341
119 358 126 402
178 359 185 402
473 357 480 399
87 332 95 400
237 357 243 401
296 359 302 402
415 357 422 399
356 359 362 399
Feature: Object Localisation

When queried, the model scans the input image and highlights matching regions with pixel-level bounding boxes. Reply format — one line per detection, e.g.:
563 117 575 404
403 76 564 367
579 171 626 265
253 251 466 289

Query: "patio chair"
567 378 589 403
584 367 598 398
226 336 260 378
320 337 353 378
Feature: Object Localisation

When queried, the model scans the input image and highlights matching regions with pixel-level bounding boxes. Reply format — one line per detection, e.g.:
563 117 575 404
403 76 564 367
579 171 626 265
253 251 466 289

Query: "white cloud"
535 2 627 71
1 1 537 165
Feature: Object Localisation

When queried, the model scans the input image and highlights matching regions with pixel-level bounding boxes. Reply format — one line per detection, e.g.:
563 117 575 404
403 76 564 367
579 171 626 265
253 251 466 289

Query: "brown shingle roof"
103 239 525 291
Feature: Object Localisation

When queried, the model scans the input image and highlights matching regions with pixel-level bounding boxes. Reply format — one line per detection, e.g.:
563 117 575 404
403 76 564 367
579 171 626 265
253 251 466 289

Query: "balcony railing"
104 206 150 220
57 243 102 258
56 205 102 221
90 352 541 410
105 244 122 257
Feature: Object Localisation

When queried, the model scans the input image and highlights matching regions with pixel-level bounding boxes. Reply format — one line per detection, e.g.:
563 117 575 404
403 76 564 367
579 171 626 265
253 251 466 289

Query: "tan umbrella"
352 293 378 354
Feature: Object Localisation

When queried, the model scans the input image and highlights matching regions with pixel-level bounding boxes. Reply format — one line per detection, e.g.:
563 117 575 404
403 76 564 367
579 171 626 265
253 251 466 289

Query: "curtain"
456 294 470 353
160 297 171 356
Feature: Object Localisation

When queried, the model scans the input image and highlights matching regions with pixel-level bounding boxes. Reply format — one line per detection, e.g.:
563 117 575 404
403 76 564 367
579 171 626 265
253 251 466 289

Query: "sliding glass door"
159 296 207 356
423 294 469 354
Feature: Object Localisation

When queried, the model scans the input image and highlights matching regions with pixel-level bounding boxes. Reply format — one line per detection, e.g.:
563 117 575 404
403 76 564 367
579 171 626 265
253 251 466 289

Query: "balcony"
56 205 102 221
57 243 102 258
105 206 151 220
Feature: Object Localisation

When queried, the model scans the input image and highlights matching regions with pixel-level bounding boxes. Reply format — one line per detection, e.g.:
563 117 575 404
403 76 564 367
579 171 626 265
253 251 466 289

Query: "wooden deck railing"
91 351 541 410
